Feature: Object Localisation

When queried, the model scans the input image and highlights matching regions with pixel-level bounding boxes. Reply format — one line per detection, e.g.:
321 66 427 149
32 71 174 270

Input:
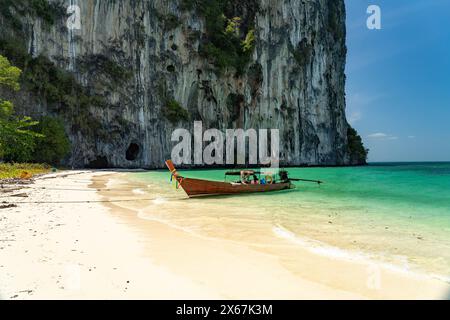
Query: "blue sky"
345 0 450 162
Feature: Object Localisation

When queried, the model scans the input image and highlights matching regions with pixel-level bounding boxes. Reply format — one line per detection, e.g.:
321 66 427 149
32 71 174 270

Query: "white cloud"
367 133 388 138
408 136 416 139
367 133 398 140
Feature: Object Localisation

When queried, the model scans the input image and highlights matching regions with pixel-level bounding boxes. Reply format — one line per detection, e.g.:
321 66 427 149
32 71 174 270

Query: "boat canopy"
225 170 260 176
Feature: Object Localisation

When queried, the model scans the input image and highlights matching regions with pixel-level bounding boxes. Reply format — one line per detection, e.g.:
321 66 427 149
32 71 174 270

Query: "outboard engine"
279 170 289 182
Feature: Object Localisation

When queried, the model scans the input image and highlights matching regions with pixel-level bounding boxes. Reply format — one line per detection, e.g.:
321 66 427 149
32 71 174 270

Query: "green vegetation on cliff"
0 36 107 113
347 126 369 164
0 34 127 146
156 12 181 30
289 39 313 67
163 99 190 124
78 53 133 87
181 0 257 75
32 116 71 165
0 0 64 29
328 1 346 41
158 80 189 124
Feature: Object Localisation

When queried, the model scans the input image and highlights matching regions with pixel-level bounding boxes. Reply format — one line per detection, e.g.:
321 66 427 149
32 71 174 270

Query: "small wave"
136 209 196 235
152 196 167 205
132 188 146 195
106 178 124 189
272 224 450 284
272 224 370 262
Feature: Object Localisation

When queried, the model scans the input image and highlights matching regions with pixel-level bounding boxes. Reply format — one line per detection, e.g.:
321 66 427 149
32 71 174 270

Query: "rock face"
0 0 366 168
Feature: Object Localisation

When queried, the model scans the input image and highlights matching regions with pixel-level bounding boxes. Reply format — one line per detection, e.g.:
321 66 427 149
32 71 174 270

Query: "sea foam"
272 224 450 284
132 188 146 195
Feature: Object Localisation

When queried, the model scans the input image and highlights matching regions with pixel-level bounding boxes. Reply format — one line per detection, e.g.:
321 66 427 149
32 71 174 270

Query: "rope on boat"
170 169 183 190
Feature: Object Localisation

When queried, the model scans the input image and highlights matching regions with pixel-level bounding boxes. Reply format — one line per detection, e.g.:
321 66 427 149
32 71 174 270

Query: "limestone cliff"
0 0 367 168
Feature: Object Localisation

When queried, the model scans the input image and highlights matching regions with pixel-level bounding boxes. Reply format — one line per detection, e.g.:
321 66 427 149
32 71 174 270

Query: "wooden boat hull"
178 177 293 198
165 159 293 198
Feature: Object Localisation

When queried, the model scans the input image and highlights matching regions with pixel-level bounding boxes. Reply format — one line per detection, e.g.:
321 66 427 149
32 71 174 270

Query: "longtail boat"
165 160 322 198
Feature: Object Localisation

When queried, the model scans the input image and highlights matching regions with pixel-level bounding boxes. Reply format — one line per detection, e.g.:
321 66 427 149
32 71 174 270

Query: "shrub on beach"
0 162 51 180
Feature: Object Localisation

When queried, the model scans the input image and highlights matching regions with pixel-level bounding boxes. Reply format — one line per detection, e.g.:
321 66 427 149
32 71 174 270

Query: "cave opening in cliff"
88 156 109 169
126 143 140 161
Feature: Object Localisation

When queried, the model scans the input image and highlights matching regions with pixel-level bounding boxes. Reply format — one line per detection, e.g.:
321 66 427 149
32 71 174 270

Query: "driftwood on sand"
0 204 17 209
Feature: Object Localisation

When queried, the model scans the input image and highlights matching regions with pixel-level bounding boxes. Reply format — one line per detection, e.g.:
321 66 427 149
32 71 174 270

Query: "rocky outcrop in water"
0 0 367 168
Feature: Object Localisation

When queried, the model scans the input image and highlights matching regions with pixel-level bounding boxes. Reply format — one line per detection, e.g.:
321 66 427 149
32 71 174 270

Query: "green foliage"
156 13 181 31
347 126 368 163
157 78 189 124
328 1 345 40
29 0 65 25
32 116 71 165
0 33 116 146
0 55 41 162
97 57 132 83
201 43 236 73
180 0 196 11
0 55 22 91
0 2 128 164
225 17 241 35
21 54 109 113
163 99 189 124
0 0 23 30
290 38 313 67
26 55 76 106
0 163 50 180
0 37 29 69
0 36 111 113
78 54 133 85
0 55 20 119
0 100 14 118
0 116 42 162
0 0 64 29
242 29 255 53
182 0 256 75
0 55 70 164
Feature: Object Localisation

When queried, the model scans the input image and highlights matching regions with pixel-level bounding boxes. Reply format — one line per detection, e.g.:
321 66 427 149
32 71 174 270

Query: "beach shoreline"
0 170 449 299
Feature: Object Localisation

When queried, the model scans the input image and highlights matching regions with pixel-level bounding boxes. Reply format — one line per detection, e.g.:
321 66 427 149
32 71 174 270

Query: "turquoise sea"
127 162 450 281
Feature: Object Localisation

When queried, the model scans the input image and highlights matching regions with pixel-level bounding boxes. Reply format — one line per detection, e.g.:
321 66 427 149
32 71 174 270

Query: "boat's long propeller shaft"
289 178 323 184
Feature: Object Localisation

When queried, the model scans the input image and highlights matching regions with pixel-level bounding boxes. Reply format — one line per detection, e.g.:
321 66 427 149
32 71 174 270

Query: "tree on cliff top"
347 126 369 164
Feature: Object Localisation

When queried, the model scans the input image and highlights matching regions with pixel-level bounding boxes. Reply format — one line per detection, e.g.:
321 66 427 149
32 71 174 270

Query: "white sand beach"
0 171 449 300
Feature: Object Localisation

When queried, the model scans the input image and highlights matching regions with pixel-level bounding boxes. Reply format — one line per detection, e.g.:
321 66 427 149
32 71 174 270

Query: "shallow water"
126 162 450 280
